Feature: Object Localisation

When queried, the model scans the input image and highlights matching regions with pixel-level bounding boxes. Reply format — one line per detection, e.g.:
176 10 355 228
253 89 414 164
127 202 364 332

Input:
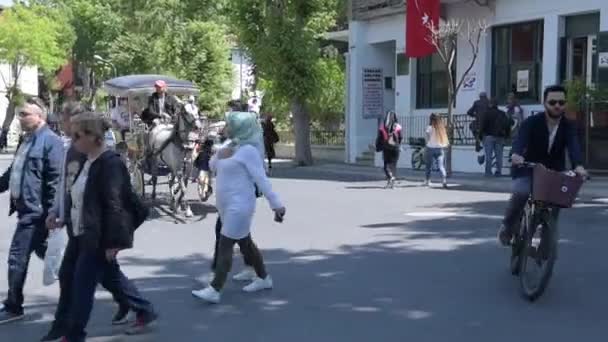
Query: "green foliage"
230 0 339 104
0 4 74 77
308 56 345 125
171 21 233 115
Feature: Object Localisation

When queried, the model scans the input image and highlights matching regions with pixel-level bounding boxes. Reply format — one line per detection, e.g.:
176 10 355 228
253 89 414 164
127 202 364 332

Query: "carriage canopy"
103 74 200 97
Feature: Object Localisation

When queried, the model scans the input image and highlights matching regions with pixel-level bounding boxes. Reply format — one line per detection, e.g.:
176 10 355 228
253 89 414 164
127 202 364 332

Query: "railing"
352 0 406 20
278 130 345 146
399 114 477 146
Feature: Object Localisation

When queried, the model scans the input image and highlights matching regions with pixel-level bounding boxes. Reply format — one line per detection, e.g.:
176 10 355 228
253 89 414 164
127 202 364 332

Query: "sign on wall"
599 52 608 68
516 70 530 92
462 72 477 92
362 68 384 119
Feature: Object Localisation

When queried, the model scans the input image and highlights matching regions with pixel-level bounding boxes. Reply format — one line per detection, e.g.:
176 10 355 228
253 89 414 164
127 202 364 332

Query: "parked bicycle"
409 137 438 171
509 162 585 301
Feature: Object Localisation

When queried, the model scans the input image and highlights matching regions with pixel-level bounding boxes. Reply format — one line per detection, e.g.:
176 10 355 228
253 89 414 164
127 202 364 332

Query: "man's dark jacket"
480 107 512 139
0 125 63 219
142 92 177 125
511 113 583 179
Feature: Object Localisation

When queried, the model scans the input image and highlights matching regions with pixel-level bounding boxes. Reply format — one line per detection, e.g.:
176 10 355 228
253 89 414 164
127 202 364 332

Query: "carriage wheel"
130 161 145 198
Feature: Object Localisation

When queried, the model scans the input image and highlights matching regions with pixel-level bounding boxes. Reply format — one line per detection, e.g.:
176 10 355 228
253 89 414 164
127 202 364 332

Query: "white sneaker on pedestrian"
243 276 273 293
192 287 221 304
233 267 256 282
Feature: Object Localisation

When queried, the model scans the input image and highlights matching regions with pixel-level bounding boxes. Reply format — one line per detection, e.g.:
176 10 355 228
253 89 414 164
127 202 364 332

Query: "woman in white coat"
192 111 286 304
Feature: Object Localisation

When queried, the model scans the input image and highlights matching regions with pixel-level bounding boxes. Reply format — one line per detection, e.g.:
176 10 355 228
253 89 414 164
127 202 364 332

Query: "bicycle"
509 162 584 301
409 137 438 171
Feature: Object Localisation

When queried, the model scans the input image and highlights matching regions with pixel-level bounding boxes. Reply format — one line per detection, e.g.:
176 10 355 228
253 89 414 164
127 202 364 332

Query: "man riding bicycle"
498 85 588 246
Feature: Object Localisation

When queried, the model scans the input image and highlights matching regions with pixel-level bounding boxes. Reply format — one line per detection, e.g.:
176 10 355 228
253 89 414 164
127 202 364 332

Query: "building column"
542 14 560 90
346 21 365 163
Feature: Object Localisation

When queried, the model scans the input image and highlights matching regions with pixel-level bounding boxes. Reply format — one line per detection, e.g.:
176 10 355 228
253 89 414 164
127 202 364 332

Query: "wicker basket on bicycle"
531 164 584 208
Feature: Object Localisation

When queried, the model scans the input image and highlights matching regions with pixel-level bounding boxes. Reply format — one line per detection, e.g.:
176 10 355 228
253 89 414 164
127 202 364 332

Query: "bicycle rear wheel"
518 209 557 301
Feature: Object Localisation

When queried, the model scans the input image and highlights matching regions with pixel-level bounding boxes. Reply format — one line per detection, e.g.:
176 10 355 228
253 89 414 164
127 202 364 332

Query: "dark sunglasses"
547 100 566 107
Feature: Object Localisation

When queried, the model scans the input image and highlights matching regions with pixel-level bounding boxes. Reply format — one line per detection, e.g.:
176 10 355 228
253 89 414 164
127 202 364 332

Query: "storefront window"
416 53 449 109
492 21 544 104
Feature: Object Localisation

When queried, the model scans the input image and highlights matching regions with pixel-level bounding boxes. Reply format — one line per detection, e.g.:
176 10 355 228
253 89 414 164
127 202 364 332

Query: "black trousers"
211 234 267 291
211 217 253 271
58 237 155 342
3 217 48 314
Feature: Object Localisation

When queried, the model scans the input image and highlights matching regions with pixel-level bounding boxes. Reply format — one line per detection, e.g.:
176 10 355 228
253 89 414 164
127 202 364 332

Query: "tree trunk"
2 96 16 132
291 98 313 166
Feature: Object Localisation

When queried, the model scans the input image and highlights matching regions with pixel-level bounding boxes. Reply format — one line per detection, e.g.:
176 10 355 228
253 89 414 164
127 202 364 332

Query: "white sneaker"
243 276 273 293
232 267 256 282
192 287 221 304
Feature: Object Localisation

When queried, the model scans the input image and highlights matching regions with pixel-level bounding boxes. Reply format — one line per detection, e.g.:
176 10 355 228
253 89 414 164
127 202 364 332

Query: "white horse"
146 97 200 217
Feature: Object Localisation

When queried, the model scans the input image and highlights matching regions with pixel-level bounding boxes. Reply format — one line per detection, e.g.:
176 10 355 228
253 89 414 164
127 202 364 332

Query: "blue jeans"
425 147 447 180
62 237 155 342
483 136 505 175
3 217 47 313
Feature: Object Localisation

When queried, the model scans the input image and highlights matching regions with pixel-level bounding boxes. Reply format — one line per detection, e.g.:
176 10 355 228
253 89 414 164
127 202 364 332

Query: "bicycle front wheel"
518 210 558 302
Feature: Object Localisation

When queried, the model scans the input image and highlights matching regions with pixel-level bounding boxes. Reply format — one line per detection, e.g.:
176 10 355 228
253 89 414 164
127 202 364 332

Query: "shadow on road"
2 199 607 342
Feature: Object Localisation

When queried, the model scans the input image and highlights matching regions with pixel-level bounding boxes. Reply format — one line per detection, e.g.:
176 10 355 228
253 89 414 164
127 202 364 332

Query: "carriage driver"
142 80 177 127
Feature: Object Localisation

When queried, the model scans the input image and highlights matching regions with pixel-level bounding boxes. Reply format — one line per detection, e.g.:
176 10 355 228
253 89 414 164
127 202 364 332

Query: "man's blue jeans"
3 217 47 313
483 136 505 175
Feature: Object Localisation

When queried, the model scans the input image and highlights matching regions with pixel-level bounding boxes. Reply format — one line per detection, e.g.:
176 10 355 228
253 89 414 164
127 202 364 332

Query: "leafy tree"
0 3 74 131
309 56 345 129
171 21 233 116
230 0 340 166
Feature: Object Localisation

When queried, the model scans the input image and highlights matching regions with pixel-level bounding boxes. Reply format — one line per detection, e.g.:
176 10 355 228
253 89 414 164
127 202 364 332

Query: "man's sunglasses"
547 100 566 107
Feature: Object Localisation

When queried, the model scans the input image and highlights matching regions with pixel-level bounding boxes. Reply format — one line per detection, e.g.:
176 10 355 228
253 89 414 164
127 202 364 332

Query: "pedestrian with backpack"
376 111 403 189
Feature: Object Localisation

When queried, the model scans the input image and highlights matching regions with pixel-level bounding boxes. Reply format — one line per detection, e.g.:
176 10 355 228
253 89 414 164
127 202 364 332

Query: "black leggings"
211 217 253 271
382 148 400 179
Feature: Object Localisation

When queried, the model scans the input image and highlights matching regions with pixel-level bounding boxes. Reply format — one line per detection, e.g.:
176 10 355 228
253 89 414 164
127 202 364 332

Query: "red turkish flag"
406 0 440 58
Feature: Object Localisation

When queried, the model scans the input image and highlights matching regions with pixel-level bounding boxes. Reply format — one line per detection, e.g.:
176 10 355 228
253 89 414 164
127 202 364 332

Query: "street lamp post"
94 54 117 78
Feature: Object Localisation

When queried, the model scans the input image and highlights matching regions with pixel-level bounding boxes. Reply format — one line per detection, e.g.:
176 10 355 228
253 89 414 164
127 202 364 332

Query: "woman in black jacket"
57 112 156 342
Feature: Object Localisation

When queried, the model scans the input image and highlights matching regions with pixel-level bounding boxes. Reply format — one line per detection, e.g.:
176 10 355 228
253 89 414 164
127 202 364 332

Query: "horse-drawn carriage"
103 74 203 217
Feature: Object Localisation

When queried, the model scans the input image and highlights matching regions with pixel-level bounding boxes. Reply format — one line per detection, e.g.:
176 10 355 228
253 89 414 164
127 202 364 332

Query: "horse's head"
173 96 200 142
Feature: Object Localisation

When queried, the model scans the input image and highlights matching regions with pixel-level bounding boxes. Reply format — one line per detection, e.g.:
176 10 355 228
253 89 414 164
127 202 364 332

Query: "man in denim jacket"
0 98 63 323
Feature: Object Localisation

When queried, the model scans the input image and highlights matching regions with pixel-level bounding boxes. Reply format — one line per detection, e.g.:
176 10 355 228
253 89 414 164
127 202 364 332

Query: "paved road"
0 159 606 342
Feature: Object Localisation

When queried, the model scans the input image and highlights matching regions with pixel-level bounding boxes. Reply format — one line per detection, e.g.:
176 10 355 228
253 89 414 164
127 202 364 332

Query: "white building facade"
0 64 39 147
345 0 608 172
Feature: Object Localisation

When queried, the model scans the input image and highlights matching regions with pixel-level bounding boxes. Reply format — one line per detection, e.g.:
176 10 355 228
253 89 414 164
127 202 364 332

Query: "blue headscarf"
225 111 265 157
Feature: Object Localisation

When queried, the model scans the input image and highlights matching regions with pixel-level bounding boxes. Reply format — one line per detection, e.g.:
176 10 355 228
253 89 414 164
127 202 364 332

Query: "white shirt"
70 160 91 237
425 126 448 148
210 144 281 239
548 121 560 153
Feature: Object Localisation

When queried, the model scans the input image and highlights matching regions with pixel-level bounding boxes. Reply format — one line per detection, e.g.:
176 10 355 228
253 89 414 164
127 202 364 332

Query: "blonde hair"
71 112 111 143
430 113 449 146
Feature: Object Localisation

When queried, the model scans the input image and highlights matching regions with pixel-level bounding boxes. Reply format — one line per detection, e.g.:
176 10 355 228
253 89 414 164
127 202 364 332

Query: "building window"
396 53 409 76
416 53 449 109
492 20 544 104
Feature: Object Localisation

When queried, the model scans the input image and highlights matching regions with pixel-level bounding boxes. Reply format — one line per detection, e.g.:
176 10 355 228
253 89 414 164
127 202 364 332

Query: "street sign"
362 67 384 119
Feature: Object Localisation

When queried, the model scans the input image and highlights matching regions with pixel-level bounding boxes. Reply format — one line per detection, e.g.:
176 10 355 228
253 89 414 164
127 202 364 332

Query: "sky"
0 0 11 7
